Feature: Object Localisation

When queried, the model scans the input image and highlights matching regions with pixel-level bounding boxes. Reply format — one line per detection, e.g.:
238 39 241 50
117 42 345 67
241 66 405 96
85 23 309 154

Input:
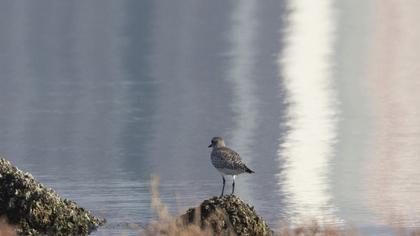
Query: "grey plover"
208 137 254 196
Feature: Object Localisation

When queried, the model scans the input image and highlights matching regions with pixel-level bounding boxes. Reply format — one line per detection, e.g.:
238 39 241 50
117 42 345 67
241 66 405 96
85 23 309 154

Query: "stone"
0 157 105 235
181 195 273 236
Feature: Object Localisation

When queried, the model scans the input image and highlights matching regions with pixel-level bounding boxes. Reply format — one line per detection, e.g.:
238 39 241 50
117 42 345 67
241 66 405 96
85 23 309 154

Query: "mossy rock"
0 157 105 235
181 195 273 236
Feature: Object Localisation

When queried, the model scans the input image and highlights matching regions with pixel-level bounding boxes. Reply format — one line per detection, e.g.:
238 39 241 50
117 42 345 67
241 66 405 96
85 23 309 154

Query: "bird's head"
208 137 225 148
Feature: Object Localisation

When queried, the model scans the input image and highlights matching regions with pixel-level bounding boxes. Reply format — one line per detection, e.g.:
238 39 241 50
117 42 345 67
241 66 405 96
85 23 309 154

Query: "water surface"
1 0 420 235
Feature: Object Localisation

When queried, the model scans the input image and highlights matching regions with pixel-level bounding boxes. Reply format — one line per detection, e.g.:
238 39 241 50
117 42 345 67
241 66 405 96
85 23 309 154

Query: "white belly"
217 168 244 175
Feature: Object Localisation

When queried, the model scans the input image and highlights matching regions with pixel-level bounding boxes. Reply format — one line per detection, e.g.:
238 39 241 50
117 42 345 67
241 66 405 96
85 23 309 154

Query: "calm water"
1 1 420 235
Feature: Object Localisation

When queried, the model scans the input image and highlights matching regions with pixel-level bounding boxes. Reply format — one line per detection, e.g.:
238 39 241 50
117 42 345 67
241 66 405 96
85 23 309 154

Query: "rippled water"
1 0 420 235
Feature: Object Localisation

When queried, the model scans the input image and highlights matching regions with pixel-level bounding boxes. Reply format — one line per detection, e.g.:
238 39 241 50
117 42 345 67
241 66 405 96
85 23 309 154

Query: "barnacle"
182 195 273 236
0 158 105 235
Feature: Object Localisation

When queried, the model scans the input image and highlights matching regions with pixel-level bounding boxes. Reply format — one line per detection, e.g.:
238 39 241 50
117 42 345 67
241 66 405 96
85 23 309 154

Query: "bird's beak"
208 144 212 148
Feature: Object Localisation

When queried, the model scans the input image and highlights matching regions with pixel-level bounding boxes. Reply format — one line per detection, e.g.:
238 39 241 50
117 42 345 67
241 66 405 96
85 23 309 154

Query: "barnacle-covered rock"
182 195 273 236
0 157 105 235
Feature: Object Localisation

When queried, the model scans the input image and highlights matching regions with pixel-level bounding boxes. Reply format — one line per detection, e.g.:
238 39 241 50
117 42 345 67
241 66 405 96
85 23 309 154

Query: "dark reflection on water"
119 0 156 179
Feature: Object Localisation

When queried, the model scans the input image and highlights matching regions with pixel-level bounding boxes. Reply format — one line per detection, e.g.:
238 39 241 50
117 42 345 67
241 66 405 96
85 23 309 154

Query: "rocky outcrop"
182 195 273 236
0 158 105 235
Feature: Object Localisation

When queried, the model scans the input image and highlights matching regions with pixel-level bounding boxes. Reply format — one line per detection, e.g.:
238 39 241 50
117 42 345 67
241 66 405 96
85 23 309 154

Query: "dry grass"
143 176 420 236
275 221 359 236
0 216 16 236
2 177 420 236
142 176 354 236
141 176 214 236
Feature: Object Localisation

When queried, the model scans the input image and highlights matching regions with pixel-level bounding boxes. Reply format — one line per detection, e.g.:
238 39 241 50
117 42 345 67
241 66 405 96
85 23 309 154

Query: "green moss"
0 158 105 235
182 195 273 236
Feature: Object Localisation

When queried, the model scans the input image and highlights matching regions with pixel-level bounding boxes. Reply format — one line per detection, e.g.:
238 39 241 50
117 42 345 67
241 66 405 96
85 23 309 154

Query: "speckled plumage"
211 147 252 175
209 137 254 176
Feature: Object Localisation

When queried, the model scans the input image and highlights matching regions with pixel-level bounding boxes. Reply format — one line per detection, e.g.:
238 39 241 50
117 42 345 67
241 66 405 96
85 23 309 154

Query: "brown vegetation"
143 176 420 236
141 176 213 236
0 216 16 236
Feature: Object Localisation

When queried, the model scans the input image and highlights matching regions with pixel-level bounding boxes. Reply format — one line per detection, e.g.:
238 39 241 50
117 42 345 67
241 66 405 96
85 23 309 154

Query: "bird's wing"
215 147 248 170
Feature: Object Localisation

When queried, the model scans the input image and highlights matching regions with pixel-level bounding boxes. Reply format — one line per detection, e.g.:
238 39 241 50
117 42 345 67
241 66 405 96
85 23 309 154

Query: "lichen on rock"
0 157 105 235
182 195 273 236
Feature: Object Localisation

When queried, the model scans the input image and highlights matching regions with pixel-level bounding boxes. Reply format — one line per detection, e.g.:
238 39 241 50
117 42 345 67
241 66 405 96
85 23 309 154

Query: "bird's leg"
231 175 236 195
220 176 226 197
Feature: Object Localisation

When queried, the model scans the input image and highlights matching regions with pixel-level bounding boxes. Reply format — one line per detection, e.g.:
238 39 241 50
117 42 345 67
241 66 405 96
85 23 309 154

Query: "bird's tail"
245 167 255 174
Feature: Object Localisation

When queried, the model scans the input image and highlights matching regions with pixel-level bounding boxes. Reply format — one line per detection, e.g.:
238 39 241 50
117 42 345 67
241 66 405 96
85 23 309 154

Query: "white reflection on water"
225 0 258 198
278 0 339 224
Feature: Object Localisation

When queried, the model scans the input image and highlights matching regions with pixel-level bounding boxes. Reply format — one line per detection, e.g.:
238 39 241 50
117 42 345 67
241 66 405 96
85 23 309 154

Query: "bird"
208 137 254 196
